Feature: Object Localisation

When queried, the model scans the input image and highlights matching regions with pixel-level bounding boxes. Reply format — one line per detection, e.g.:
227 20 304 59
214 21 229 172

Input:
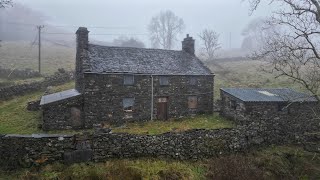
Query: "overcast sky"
15 0 274 49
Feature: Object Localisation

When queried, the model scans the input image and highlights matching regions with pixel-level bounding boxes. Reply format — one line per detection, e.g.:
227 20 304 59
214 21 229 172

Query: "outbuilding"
220 88 318 124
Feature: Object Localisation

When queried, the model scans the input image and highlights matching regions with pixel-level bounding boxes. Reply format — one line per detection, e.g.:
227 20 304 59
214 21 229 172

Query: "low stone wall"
0 134 74 169
1 123 318 170
0 71 74 100
0 66 41 79
0 126 268 169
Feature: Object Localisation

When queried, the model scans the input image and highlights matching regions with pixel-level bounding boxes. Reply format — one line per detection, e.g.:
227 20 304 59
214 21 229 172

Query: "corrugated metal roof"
86 44 212 75
40 89 81 105
221 88 318 102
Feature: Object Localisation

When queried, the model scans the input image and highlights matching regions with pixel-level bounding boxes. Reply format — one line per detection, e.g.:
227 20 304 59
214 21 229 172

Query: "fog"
9 0 275 49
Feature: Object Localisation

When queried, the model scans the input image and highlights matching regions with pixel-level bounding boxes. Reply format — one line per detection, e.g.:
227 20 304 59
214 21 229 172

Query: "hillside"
0 41 75 75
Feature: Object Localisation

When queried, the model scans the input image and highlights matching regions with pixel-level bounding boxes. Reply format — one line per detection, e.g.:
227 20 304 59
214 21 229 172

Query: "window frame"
159 76 169 86
189 76 197 85
123 97 135 112
123 75 134 86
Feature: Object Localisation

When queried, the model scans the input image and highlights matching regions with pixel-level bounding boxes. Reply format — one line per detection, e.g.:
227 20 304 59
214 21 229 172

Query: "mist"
5 0 276 50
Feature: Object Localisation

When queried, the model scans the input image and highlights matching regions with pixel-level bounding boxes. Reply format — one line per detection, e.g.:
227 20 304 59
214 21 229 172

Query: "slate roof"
86 44 212 75
40 89 81 105
221 88 318 102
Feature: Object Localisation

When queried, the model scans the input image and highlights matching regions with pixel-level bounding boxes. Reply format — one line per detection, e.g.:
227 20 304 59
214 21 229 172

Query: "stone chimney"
182 34 195 55
75 27 89 92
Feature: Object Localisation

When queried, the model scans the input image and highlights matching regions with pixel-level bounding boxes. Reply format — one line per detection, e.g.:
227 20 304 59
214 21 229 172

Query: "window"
189 76 197 85
188 96 198 109
230 100 237 110
123 98 134 112
124 75 134 85
159 76 169 86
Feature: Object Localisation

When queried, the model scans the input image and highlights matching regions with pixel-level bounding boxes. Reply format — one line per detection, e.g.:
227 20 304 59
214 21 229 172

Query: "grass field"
0 82 75 134
112 114 233 135
0 41 75 75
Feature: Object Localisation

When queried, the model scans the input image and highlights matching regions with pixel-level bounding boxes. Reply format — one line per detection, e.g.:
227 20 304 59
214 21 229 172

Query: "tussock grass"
0 82 75 134
1 146 319 179
1 159 206 180
112 114 233 135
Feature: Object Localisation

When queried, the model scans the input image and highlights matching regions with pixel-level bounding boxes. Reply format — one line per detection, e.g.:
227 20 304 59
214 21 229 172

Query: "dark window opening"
189 76 197 85
278 104 289 112
230 100 237 110
159 76 169 86
188 96 198 109
278 104 286 112
124 75 134 85
123 98 134 112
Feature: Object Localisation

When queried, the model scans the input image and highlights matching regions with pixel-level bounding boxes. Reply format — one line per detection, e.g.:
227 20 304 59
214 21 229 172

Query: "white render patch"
258 91 278 97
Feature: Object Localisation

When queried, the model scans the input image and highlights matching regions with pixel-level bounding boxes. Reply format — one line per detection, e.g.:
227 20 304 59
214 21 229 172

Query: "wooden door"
157 97 168 120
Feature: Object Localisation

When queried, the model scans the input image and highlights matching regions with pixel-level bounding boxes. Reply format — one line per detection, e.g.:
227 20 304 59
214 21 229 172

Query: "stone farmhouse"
40 27 214 130
220 88 318 126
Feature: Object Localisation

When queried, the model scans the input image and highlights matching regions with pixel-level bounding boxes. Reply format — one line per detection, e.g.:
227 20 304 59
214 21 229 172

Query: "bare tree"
198 29 221 60
246 0 320 100
148 10 185 50
241 18 266 51
0 0 12 8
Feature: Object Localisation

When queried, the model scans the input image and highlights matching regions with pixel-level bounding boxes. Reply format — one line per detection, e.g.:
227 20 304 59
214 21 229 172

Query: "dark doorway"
157 97 168 120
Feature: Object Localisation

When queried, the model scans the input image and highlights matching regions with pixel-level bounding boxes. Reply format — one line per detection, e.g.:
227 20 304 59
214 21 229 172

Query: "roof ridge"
89 43 183 53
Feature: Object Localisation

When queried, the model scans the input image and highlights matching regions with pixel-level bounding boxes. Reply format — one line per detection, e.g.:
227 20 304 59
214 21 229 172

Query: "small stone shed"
220 88 318 124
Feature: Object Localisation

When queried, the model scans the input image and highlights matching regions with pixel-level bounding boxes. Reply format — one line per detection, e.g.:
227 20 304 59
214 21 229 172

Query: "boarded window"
189 76 197 85
124 75 134 85
123 98 134 112
188 96 198 109
159 76 169 86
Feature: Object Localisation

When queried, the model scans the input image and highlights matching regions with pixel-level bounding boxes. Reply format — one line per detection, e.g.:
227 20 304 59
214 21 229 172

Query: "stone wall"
0 126 265 169
1 123 319 169
0 66 41 79
42 95 83 131
0 134 74 169
83 73 214 127
0 71 74 100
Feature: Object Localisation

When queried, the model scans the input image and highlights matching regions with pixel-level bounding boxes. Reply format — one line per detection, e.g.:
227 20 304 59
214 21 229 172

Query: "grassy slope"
207 60 307 99
0 41 75 75
112 114 233 135
0 82 75 134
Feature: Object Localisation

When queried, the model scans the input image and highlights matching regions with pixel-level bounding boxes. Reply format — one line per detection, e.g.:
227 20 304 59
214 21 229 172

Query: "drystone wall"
0 126 265 169
0 71 74 100
1 123 319 170
83 73 214 127
0 66 41 79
